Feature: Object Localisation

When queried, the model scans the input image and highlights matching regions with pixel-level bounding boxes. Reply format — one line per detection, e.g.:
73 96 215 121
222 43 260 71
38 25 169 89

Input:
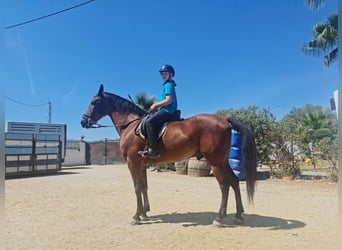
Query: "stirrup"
138 149 159 159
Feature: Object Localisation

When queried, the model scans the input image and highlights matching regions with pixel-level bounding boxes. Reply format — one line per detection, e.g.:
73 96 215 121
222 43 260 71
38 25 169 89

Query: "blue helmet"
159 64 175 77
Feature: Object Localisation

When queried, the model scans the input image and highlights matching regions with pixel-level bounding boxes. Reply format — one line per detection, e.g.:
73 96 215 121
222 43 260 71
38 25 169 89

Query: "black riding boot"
144 146 159 158
138 123 159 158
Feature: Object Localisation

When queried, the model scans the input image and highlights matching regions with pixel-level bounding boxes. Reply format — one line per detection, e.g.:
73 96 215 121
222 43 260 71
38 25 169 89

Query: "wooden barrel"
175 160 188 175
188 157 211 177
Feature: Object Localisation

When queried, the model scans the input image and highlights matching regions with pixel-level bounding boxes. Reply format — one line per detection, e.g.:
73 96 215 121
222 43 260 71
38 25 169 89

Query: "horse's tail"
228 118 257 203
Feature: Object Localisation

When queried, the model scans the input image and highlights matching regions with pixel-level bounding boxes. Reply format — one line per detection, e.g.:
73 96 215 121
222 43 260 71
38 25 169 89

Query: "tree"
305 0 326 10
280 104 337 168
303 13 338 67
216 105 276 164
129 93 156 111
296 106 332 142
274 118 302 177
303 0 338 67
215 103 337 178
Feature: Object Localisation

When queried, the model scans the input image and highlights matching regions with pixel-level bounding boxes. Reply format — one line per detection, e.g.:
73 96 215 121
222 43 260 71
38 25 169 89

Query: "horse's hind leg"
211 166 230 226
231 176 245 224
216 183 230 223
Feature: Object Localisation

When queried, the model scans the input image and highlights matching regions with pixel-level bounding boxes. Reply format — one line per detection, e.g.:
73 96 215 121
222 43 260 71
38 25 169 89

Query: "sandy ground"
5 164 338 250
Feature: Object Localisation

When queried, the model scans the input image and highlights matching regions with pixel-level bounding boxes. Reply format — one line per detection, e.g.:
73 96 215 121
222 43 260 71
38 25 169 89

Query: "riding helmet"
159 64 175 77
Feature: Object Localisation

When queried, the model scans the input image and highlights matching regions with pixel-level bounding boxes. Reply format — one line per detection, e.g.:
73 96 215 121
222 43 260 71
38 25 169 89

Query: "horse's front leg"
132 181 144 223
140 167 150 221
127 161 145 224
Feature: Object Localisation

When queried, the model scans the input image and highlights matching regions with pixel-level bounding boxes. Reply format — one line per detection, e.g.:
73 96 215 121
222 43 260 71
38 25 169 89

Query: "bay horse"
81 84 257 226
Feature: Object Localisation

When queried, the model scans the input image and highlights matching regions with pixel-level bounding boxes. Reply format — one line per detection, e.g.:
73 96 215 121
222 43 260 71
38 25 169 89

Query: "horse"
81 84 257 226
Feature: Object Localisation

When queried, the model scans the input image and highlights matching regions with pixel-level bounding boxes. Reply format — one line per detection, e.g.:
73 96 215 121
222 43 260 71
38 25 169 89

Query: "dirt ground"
5 164 338 250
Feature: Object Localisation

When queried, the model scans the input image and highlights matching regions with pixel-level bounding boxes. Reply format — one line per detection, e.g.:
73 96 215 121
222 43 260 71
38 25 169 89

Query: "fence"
62 139 124 167
87 139 124 165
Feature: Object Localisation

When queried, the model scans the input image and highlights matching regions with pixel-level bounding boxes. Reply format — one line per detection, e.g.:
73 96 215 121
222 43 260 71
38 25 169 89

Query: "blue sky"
2 0 338 141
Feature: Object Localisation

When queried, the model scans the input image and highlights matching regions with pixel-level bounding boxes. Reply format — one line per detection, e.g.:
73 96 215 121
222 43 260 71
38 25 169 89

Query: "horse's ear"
97 84 104 96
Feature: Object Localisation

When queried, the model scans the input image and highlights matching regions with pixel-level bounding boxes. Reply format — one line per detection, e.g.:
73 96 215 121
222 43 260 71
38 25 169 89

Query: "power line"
4 96 48 107
5 96 52 123
4 0 96 29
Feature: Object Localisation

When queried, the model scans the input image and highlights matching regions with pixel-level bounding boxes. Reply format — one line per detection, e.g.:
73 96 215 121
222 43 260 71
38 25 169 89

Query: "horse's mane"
104 92 146 117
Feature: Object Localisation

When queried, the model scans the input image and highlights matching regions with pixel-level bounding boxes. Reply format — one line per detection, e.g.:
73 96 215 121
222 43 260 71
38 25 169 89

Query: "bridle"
81 94 147 132
82 116 114 128
81 113 141 132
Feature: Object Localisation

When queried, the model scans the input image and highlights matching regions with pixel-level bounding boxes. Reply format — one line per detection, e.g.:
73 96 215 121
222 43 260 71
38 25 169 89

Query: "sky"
1 0 338 141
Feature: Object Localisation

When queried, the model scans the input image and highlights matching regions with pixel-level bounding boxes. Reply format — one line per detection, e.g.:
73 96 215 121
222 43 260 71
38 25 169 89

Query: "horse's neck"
109 112 140 135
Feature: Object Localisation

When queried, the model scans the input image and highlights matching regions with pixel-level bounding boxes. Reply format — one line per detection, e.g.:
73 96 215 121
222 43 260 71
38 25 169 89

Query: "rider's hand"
150 104 157 111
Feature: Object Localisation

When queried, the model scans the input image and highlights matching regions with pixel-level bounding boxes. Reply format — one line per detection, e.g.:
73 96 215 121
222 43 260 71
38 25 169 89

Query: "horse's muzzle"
81 115 96 129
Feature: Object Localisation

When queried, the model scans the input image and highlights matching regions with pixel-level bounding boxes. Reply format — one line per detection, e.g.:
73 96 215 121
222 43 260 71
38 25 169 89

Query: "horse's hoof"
212 219 225 228
140 214 149 221
131 219 141 226
233 216 244 225
131 215 141 226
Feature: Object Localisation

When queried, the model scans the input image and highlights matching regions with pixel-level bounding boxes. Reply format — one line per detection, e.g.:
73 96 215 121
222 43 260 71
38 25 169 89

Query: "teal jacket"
158 81 177 113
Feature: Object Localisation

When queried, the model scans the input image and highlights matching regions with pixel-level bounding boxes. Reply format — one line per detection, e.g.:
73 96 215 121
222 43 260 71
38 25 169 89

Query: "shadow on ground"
146 212 305 229
5 170 82 180
5 167 94 180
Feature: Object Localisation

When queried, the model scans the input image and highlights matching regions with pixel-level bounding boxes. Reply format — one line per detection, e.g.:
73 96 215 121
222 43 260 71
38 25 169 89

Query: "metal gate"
5 132 62 177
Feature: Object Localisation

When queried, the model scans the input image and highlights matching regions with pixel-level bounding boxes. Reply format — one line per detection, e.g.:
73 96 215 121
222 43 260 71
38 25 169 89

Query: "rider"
139 64 178 158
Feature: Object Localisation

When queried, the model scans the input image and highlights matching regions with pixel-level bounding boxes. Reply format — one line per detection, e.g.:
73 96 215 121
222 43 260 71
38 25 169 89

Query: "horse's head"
81 84 109 128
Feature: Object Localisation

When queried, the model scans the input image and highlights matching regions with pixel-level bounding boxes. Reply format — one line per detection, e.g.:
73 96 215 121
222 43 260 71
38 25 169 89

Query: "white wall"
63 141 87 167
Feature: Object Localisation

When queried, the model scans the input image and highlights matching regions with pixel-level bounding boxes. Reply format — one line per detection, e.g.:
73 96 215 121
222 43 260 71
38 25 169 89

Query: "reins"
89 117 141 133
88 123 114 129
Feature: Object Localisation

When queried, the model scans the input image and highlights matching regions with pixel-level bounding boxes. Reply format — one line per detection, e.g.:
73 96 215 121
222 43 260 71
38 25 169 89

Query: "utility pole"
103 138 108 165
48 100 51 124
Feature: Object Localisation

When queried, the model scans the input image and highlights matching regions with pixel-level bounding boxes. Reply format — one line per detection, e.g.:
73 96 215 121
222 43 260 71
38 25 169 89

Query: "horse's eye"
91 99 100 105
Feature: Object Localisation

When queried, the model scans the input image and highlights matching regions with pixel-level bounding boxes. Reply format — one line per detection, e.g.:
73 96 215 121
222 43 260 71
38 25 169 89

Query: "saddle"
135 110 182 141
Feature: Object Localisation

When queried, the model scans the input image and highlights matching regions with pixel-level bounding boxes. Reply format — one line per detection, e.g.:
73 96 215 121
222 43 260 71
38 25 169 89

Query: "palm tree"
305 0 326 10
303 13 338 67
296 108 335 168
303 0 338 67
128 93 156 111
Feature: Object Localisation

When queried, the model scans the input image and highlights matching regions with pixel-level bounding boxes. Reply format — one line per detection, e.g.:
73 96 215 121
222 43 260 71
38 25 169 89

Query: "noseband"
81 114 100 128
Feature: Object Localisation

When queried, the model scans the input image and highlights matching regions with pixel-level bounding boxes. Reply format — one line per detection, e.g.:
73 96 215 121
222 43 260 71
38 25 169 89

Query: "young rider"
139 64 178 158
